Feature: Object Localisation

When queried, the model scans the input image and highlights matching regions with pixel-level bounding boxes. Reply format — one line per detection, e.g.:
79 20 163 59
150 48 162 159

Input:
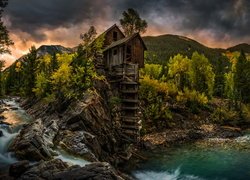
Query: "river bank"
1 96 249 180
0 97 127 179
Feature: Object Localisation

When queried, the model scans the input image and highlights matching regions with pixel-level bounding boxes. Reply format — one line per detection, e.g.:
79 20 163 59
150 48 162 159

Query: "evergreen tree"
120 8 148 36
0 59 5 96
234 51 250 103
0 0 13 54
214 56 228 97
22 46 37 96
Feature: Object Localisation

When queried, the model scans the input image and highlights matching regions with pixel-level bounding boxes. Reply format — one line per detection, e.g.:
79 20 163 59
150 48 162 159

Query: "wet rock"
0 108 7 114
219 126 242 138
9 160 30 178
188 129 204 140
53 162 124 180
0 121 11 126
9 118 59 161
0 174 14 180
18 159 69 180
0 130 3 137
18 160 124 180
142 140 155 150
10 107 19 110
19 81 126 167
55 90 122 163
58 130 99 162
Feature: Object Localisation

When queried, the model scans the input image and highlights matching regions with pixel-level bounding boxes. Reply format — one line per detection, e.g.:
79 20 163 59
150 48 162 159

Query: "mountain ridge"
142 34 249 64
7 36 250 68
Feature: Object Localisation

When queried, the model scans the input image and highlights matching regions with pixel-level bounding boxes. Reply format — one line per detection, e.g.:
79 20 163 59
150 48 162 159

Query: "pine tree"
214 56 228 97
0 59 5 96
0 0 13 54
22 46 37 96
234 51 250 103
120 8 148 36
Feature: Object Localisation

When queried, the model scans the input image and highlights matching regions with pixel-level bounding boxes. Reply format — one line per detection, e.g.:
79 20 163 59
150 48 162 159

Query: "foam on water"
134 167 204 180
0 99 29 168
235 134 250 143
0 127 18 165
55 149 90 167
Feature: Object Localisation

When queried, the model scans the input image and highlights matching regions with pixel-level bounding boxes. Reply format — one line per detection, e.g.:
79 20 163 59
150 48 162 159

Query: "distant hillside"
4 45 73 72
36 45 73 57
142 34 225 64
227 43 250 53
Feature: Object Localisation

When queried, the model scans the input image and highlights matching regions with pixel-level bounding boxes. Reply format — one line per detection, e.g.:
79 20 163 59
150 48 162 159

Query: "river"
0 98 88 175
0 98 31 174
131 135 250 180
1 98 250 179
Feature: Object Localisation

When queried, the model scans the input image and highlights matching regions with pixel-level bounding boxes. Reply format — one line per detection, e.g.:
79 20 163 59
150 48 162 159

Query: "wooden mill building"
96 24 147 141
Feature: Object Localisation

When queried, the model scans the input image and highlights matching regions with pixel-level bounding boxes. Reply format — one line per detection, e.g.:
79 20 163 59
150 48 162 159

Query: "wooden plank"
121 124 140 130
121 81 138 85
122 99 139 103
121 106 139 110
121 90 138 93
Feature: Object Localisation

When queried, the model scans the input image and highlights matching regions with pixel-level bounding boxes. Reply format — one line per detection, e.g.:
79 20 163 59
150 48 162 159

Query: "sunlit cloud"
1 0 249 67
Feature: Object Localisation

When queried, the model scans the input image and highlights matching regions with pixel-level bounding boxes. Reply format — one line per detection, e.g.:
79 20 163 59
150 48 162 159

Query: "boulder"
188 129 204 140
18 159 69 180
142 140 156 150
18 160 124 180
58 130 99 162
50 90 123 163
9 160 30 178
9 118 59 161
0 121 11 126
10 107 19 111
53 162 124 180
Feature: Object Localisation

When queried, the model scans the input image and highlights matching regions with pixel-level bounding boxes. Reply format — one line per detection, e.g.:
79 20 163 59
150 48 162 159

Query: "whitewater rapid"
0 98 89 173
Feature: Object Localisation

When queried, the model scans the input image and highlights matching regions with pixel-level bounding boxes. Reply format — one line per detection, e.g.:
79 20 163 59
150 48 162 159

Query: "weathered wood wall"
104 35 145 69
104 26 125 47
126 37 144 68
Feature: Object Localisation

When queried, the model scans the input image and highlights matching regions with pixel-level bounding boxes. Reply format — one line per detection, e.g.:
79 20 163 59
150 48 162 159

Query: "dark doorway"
126 45 132 62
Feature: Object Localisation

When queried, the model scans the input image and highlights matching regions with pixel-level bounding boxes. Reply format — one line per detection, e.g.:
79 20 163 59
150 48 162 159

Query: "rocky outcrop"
9 118 59 161
53 162 124 180
15 159 124 180
17 159 69 180
8 80 130 179
55 90 122 163
11 79 126 163
141 124 243 147
57 130 99 161
9 160 30 178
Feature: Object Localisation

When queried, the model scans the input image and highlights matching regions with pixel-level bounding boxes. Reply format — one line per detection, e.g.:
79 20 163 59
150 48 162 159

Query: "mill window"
113 31 118 41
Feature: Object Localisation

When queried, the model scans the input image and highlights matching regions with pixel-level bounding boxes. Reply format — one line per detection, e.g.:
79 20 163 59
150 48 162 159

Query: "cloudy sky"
1 0 250 66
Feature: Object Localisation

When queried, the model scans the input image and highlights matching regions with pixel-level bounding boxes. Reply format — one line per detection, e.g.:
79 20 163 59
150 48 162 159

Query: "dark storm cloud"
5 0 113 40
4 0 250 43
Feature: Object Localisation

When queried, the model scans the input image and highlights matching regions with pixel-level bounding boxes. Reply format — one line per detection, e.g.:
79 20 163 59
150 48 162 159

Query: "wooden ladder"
120 63 141 142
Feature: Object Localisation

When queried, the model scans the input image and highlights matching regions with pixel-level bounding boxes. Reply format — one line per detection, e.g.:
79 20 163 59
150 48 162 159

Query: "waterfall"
0 126 18 168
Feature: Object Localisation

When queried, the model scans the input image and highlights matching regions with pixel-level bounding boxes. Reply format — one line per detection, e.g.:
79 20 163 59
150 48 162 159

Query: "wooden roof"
97 24 125 39
103 33 147 52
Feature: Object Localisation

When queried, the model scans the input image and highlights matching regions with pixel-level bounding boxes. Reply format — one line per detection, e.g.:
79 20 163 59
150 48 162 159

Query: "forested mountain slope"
142 34 249 64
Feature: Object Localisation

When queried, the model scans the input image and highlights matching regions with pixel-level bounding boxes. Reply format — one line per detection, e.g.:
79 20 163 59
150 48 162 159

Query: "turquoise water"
132 136 250 180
